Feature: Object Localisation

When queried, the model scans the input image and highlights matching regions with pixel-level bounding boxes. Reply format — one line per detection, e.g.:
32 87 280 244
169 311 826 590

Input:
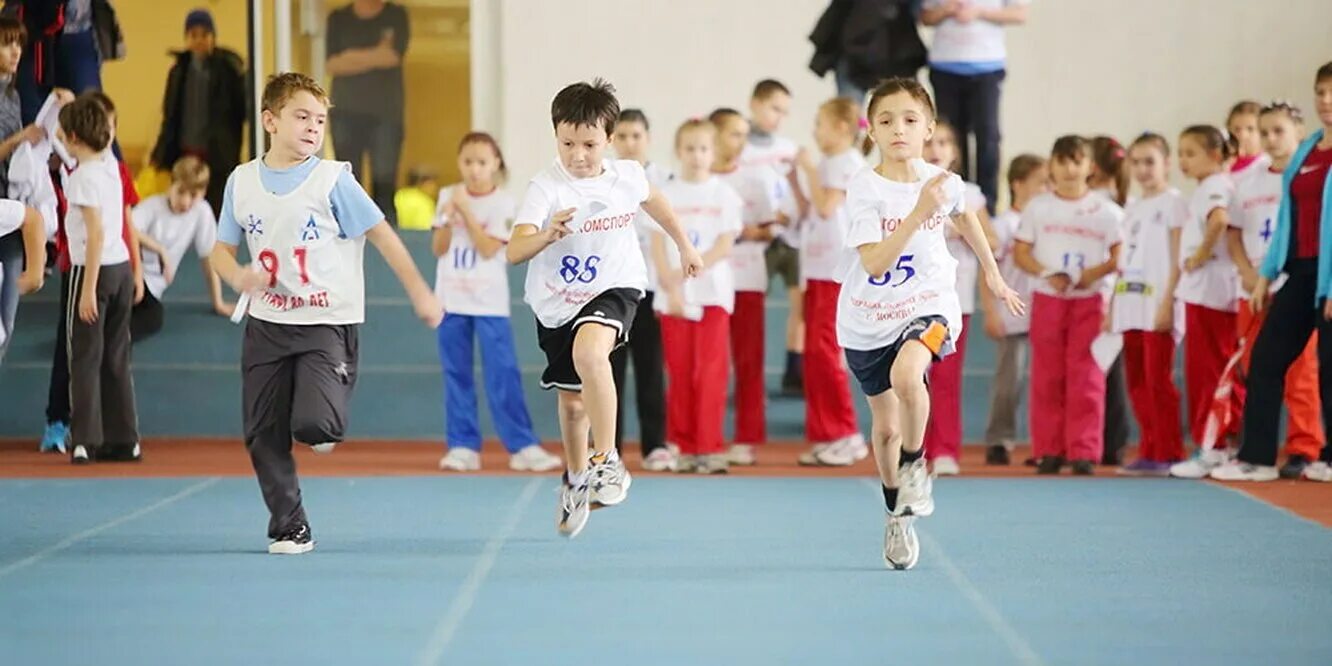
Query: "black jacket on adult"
149 47 246 214
809 0 926 90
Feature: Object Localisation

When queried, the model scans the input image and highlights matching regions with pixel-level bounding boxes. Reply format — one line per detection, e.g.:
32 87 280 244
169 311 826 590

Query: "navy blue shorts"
844 315 950 397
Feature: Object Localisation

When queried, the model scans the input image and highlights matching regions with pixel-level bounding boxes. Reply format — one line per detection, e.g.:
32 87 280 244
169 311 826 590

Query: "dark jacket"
150 47 246 174
809 0 926 88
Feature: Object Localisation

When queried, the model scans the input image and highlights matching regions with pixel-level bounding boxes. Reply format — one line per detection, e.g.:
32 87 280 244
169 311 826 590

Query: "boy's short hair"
617 108 649 131
751 79 790 101
550 78 620 136
262 72 331 115
83 90 116 115
0 16 26 47
58 97 112 152
171 155 210 192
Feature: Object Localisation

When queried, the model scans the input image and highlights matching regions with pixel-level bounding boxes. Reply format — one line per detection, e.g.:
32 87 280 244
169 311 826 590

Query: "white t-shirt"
1111 190 1188 332
990 208 1032 334
0 199 26 237
1015 192 1124 299
633 162 672 292
433 185 517 317
514 158 650 329
945 183 987 314
64 152 128 267
718 165 785 292
837 162 966 353
924 0 1030 66
801 149 866 283
654 176 744 315
1175 173 1237 311
132 194 217 298
1229 163 1282 301
740 134 801 247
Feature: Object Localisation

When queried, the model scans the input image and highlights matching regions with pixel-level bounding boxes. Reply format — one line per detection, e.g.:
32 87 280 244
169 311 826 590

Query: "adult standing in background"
4 0 124 124
808 0 925 103
326 0 409 226
150 9 246 217
921 0 1028 214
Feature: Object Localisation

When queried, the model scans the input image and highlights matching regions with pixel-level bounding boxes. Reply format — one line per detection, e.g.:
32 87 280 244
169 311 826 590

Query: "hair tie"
1113 147 1125 159
857 117 869 130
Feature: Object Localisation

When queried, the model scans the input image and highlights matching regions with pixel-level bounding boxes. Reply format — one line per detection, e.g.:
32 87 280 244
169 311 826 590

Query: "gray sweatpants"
242 319 359 539
984 333 1028 448
68 262 139 450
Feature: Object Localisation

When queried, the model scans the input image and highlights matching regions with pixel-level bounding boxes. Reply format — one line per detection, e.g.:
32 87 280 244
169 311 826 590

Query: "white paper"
230 291 250 324
1091 331 1123 372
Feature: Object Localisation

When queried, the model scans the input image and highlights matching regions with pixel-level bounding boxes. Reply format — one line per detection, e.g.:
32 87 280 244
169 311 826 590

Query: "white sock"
590 448 619 465
567 469 589 487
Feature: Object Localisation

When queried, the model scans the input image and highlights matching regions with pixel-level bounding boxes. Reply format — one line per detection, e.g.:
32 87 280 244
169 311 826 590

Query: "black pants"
1102 354 1131 464
611 290 666 456
243 319 359 538
929 68 1004 214
331 110 403 226
1239 266 1332 466
68 263 139 450
130 290 165 342
46 271 71 425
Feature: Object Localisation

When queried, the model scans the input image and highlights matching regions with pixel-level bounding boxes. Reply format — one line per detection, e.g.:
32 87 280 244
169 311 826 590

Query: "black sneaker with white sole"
97 443 142 462
268 523 315 555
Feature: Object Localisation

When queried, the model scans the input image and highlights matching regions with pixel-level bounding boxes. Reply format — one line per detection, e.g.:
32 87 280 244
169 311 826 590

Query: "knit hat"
184 9 215 35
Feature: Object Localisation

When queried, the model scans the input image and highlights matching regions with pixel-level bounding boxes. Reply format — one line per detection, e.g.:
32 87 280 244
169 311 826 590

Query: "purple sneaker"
1117 459 1173 477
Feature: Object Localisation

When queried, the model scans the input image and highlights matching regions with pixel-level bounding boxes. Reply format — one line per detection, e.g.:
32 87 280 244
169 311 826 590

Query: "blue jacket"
1260 129 1332 305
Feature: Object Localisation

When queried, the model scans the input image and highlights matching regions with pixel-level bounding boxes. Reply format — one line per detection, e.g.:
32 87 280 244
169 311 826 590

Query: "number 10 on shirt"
257 247 311 287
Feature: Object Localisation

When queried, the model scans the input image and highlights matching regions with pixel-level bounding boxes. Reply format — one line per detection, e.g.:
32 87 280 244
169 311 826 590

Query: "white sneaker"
557 477 590 538
642 447 678 472
727 444 757 466
897 458 935 517
814 434 869 466
932 456 961 476
1209 460 1279 482
308 442 337 455
71 445 91 465
883 514 919 570
509 445 561 472
1169 448 1230 479
438 447 481 472
1302 461 1332 482
798 443 831 466
589 454 632 506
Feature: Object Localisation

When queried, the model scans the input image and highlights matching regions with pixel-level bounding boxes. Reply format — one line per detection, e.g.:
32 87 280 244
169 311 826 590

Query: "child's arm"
796 150 846 219
364 221 444 326
209 241 267 295
702 234 736 268
507 208 574 265
126 207 145 304
920 1 958 26
1184 207 1229 271
640 187 704 277
453 195 505 260
651 232 683 316
858 172 951 276
786 164 810 222
975 207 1000 251
135 228 174 286
17 205 45 294
78 206 103 323
1156 228 1183 330
431 197 454 258
1076 243 1122 289
1226 228 1257 294
199 255 233 317
1014 241 1072 294
954 209 1025 317
0 124 43 162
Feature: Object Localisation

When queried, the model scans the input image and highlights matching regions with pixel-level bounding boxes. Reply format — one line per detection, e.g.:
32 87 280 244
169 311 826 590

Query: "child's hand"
214 300 236 318
910 173 952 221
18 269 43 295
1250 276 1269 312
450 186 472 212
78 287 98 323
233 264 269 293
1238 267 1258 295
666 293 685 317
162 257 176 286
133 275 145 304
1045 273 1072 293
679 244 705 278
413 292 445 328
986 271 1026 318
545 208 575 243
436 201 456 225
52 88 75 105
1153 300 1174 333
1183 253 1206 272
954 1 981 23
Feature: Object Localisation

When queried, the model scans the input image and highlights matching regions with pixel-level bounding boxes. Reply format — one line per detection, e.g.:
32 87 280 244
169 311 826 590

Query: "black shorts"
536 287 642 391
844 315 950 397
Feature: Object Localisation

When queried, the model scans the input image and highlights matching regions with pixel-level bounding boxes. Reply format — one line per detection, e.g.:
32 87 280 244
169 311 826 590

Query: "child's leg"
98 264 140 446
660 314 696 454
696 307 731 455
241 321 301 538
731 291 767 445
923 314 968 461
1145 331 1184 461
1184 304 1238 444
803 280 858 442
556 390 591 474
477 317 540 453
67 265 108 450
1065 297 1107 463
570 322 620 457
866 389 903 487
438 314 481 451
1121 331 1156 459
610 345 629 451
0 240 21 361
984 333 1022 448
45 270 72 425
1282 333 1324 460
290 325 359 448
890 339 937 459
1028 294 1069 459
1102 354 1131 463
630 291 667 457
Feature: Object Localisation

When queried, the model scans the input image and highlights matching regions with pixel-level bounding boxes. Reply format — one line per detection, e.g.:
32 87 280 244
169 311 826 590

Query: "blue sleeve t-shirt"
217 156 384 245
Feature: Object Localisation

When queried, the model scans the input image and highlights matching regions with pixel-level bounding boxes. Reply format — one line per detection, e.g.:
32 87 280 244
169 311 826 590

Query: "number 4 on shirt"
258 247 310 287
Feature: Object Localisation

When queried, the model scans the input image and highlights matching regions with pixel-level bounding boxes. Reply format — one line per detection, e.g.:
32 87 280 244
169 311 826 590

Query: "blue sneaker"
40 421 68 454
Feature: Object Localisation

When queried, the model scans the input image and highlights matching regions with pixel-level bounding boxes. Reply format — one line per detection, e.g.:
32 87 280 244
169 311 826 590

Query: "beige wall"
482 0 1332 202
104 0 469 184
